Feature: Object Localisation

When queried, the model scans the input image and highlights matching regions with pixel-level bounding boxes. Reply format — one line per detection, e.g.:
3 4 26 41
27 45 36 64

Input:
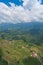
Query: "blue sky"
0 0 43 23
0 0 43 6
41 0 43 4
0 0 23 6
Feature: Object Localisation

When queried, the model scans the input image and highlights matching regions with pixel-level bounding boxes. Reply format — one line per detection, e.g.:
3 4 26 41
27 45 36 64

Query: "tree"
22 57 42 65
0 47 3 60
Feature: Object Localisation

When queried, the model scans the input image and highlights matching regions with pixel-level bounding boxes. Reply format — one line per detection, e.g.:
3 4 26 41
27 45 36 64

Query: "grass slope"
0 39 43 65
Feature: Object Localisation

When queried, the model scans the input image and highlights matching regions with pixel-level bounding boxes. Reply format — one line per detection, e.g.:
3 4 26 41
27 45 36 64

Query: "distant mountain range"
0 22 43 31
0 22 43 45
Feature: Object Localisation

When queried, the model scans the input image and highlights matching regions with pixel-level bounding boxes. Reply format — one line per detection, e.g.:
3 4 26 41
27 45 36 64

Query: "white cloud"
0 0 43 23
23 0 29 6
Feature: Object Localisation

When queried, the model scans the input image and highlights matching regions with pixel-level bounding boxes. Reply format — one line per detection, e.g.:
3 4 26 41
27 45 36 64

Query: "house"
30 50 38 57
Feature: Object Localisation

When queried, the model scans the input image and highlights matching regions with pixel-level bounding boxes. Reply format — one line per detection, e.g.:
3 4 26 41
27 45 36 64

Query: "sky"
0 0 43 23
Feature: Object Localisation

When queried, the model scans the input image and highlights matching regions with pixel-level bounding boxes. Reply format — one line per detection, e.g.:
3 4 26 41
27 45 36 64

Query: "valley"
0 22 43 65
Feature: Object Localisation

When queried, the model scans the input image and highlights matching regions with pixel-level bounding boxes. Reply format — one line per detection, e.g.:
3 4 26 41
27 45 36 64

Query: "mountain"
0 22 43 65
0 22 43 34
0 22 43 45
0 22 43 30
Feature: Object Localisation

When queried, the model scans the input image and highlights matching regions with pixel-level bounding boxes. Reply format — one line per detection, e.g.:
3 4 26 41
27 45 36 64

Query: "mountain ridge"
0 22 43 30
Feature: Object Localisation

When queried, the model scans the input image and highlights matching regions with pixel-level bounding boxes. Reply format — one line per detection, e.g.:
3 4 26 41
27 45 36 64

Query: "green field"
0 39 43 65
0 23 43 65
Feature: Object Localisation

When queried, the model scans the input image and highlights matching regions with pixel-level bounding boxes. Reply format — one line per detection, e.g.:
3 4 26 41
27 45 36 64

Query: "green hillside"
0 23 43 65
0 39 43 65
